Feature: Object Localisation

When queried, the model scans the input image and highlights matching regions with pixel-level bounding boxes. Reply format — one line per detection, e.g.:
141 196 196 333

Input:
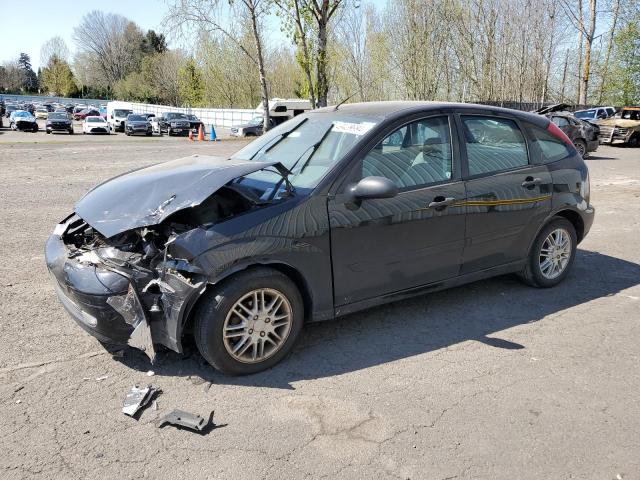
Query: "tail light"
547 121 575 148
580 171 590 203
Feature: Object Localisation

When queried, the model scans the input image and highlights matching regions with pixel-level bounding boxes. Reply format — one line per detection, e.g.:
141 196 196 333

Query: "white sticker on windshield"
332 121 376 136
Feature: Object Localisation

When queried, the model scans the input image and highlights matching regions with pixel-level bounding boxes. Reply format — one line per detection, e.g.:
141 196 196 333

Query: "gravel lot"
0 124 639 480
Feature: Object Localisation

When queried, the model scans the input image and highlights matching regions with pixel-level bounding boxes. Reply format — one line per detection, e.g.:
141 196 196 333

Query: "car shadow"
117 249 640 389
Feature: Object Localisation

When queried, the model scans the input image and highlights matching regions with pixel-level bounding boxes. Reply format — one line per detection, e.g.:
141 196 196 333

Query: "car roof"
313 101 548 127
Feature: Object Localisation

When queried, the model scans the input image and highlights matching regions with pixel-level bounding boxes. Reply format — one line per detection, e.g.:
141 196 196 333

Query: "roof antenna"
333 92 358 111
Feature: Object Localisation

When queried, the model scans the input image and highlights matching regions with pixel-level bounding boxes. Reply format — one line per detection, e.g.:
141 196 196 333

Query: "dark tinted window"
461 116 528 175
529 125 572 163
127 115 147 121
48 113 68 120
356 116 453 190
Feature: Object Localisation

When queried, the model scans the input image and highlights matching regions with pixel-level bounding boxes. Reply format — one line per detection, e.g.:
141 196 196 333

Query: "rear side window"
528 125 572 163
551 116 570 127
461 116 528 175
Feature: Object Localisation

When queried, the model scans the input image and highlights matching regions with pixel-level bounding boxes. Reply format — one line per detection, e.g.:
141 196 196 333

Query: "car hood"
233 122 259 129
75 155 281 238
596 118 640 127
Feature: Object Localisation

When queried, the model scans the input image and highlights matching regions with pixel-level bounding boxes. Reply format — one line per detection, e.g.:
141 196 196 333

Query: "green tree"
41 56 78 96
605 19 640 104
177 57 204 106
18 53 38 91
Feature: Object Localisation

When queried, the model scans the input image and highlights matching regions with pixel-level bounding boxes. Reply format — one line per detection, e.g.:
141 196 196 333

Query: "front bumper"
45 232 134 345
88 127 109 134
15 121 36 130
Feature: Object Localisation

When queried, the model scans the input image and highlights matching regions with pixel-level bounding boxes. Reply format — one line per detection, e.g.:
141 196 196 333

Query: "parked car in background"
35 107 49 119
5 104 18 118
185 114 204 133
230 115 276 137
9 110 38 132
46 112 74 134
535 104 598 157
99 107 107 119
74 108 101 121
107 101 133 132
82 116 110 134
574 107 616 121
124 114 152 136
0 99 5 127
45 101 594 374
157 112 191 136
596 106 640 147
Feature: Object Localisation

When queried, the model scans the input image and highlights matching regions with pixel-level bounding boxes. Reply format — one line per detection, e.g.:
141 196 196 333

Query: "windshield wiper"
265 124 334 201
248 117 309 161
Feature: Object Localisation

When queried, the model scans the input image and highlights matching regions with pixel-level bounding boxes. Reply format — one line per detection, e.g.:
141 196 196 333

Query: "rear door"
457 114 552 273
328 114 467 306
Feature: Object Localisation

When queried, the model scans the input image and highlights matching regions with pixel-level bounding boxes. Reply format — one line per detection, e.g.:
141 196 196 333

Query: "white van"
107 101 133 132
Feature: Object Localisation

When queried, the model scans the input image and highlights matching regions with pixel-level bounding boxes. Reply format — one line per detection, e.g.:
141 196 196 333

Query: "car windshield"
248 116 263 126
48 113 67 120
127 115 147 121
166 113 187 120
114 109 132 117
14 111 31 118
230 113 380 199
187 115 198 120
87 117 103 123
575 110 596 119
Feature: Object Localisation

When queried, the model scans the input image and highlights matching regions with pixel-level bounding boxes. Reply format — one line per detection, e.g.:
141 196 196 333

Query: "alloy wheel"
539 228 572 279
222 288 293 364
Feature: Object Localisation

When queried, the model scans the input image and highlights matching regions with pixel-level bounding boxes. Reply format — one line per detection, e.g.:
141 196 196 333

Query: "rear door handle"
428 197 456 209
521 177 542 188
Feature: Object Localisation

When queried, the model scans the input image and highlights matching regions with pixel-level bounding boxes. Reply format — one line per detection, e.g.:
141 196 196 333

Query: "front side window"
354 116 453 190
461 116 528 176
551 116 570 127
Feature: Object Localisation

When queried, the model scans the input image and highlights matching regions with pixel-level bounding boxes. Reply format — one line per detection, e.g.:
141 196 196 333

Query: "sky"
0 0 387 71
0 0 172 70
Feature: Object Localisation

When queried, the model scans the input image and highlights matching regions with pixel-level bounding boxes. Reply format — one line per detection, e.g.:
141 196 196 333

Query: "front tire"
573 139 587 158
194 268 304 375
628 134 640 148
519 217 577 288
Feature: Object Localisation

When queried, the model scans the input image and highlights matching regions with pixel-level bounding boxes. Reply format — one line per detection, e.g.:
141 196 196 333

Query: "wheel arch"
180 261 314 343
554 209 585 244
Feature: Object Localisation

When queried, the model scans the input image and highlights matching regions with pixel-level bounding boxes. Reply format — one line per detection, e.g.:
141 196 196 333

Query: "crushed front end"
45 214 207 361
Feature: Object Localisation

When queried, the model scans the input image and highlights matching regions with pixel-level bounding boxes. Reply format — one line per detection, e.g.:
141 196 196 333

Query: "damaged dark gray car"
46 102 594 375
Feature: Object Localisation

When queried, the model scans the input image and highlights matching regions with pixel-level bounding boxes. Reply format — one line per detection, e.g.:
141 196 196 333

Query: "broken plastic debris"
122 384 160 417
157 409 214 432
95 375 108 381
146 370 155 377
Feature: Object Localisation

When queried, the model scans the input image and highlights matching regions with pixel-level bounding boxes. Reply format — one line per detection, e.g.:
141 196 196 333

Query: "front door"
457 114 552 273
328 115 467 306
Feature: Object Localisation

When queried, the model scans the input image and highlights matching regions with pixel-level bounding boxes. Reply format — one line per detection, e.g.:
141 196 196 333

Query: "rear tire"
194 268 304 375
519 217 577 288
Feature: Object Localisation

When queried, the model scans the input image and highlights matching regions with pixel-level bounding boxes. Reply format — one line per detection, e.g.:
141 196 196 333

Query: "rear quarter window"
528 124 572 163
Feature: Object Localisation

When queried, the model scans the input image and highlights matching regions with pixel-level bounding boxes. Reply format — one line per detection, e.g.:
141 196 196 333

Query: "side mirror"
350 176 398 201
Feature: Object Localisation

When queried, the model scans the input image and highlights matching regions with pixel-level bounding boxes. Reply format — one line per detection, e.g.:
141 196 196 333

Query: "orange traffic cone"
197 124 205 141
188 130 194 141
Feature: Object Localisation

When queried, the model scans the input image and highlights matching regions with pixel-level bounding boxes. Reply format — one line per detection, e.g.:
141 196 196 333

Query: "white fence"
130 103 255 128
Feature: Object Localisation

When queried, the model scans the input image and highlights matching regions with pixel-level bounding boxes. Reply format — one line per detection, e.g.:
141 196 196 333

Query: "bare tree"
164 0 272 132
598 0 620 103
73 11 144 87
40 37 70 66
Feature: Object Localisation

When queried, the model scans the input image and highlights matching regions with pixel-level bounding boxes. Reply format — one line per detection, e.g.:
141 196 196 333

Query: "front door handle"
428 197 456 209
521 177 542 189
